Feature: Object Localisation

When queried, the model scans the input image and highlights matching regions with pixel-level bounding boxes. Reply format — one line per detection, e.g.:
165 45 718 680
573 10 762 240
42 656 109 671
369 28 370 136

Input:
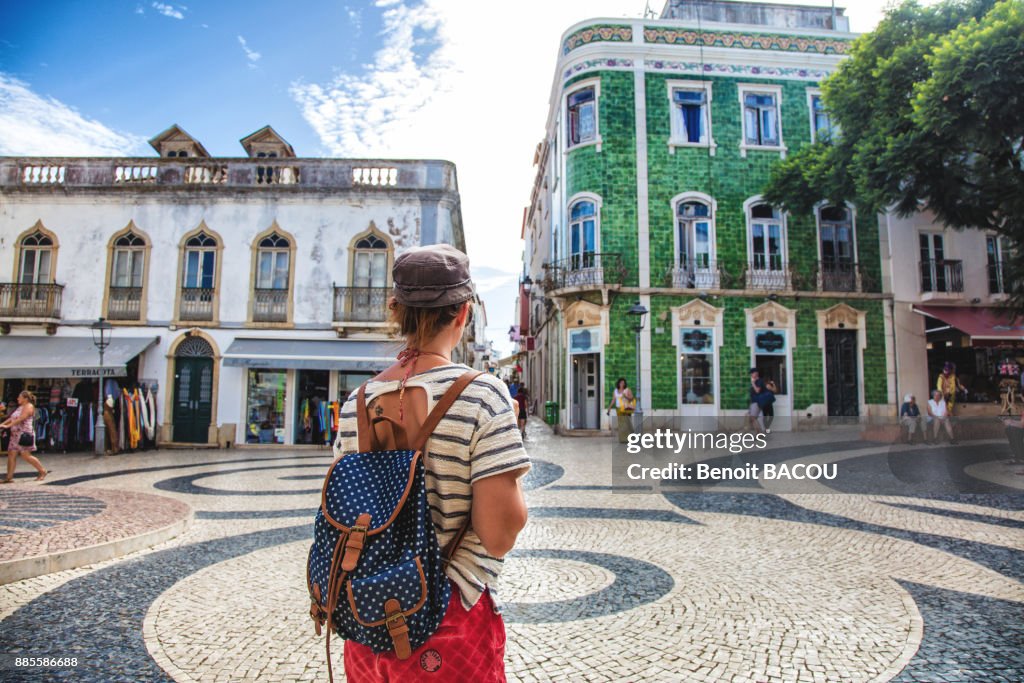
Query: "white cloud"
151 2 185 19
0 74 146 156
135 4 145 14
237 35 261 68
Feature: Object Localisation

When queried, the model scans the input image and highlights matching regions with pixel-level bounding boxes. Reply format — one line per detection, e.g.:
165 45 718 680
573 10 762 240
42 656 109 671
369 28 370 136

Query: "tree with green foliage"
763 0 1024 306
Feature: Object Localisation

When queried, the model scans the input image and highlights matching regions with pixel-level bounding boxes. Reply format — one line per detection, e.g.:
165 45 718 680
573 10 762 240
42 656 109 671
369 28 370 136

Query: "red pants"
343 587 506 682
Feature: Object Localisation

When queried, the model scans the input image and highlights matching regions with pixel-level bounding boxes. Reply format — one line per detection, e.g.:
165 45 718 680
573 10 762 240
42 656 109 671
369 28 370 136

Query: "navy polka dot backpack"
307 370 480 680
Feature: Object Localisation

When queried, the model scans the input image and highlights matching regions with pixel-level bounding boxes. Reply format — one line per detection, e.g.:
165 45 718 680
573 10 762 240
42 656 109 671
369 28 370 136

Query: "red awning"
913 305 1024 344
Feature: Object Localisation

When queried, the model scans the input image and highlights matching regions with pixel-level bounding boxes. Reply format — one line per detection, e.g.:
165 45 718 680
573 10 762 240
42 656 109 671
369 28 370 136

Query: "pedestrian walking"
327 244 529 682
936 362 964 415
748 368 765 433
757 377 778 433
900 394 923 443
515 386 530 439
2 391 48 483
608 377 635 443
926 389 957 444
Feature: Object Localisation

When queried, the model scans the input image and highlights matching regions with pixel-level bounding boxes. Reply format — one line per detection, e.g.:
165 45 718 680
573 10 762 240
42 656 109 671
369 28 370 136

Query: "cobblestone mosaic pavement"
0 486 190 563
0 420 1021 681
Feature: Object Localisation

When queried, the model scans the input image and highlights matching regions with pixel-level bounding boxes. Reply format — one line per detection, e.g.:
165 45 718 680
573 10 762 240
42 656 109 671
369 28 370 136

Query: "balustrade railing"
3 159 454 192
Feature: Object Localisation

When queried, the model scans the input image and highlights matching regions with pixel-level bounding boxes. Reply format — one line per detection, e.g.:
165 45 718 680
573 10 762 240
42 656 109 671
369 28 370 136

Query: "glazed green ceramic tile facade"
560 69 890 416
566 71 639 287
646 296 888 411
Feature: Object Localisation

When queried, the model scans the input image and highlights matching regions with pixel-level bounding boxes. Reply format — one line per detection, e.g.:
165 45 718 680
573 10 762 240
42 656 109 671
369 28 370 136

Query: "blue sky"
0 1 894 356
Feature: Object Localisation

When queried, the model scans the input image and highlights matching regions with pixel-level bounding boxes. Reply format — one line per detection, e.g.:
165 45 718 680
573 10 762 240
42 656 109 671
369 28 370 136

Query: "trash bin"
545 401 558 425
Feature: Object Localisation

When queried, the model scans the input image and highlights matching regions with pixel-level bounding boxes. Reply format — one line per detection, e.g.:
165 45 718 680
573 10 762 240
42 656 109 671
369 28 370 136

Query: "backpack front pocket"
346 556 428 626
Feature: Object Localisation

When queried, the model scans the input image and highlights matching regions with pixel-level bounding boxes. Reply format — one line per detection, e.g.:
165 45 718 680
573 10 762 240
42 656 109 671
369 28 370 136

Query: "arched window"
18 231 54 286
746 202 788 290
251 230 291 323
818 205 857 292
569 199 597 270
352 234 388 289
341 231 392 324
256 233 290 290
674 198 716 287
180 230 219 322
107 230 148 320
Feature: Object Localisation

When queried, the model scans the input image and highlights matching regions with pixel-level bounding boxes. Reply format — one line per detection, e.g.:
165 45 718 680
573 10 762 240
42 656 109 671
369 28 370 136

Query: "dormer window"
149 124 210 158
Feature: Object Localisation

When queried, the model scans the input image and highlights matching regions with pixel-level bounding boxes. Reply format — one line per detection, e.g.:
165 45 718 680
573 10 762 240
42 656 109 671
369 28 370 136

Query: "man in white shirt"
926 389 956 444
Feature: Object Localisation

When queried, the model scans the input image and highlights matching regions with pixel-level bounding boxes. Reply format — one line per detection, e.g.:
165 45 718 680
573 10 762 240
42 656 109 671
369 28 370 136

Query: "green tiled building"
519 0 895 431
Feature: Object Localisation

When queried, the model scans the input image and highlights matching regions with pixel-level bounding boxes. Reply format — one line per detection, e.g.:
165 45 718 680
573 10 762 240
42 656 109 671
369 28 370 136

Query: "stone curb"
0 508 193 585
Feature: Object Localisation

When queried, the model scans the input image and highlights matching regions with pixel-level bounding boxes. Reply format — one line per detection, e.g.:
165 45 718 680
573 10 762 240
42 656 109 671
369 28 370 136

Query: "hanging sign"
681 328 714 353
569 328 601 354
754 329 787 355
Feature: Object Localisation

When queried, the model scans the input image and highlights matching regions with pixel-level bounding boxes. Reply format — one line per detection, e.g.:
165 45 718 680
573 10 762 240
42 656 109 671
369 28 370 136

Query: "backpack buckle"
384 599 412 660
341 514 372 572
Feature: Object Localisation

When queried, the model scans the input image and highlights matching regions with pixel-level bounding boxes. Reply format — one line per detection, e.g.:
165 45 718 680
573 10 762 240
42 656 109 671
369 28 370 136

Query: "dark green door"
173 356 214 442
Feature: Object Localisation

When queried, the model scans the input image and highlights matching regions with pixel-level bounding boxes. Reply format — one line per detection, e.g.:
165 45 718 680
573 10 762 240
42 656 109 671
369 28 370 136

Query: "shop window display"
246 369 286 444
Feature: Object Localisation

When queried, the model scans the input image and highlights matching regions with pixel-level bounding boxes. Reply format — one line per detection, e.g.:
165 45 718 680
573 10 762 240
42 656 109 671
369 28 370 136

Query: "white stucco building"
0 125 471 448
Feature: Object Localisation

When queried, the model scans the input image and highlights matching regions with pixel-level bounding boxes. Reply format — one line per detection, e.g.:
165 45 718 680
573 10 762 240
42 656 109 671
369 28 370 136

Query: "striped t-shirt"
334 364 531 610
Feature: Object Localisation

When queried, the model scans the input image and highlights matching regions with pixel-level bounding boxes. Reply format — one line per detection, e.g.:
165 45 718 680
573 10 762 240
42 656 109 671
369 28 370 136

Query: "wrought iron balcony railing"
107 286 143 321
745 261 791 291
0 282 64 319
252 288 289 322
817 260 862 293
920 259 964 294
179 287 216 321
543 253 625 293
334 286 390 323
667 260 722 289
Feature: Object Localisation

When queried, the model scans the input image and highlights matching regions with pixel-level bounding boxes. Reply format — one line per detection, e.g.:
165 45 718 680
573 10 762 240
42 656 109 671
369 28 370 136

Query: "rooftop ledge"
0 157 459 193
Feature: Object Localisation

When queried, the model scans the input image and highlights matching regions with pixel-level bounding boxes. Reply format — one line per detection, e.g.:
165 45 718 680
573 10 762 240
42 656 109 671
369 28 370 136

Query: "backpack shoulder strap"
412 370 483 452
355 382 373 452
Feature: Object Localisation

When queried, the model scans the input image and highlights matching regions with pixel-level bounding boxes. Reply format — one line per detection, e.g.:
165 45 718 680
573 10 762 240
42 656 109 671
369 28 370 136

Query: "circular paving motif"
500 556 615 604
500 549 674 624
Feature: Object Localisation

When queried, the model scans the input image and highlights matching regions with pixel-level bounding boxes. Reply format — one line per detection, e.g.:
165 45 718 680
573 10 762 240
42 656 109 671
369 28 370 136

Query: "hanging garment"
143 387 157 441
124 388 140 450
118 393 128 451
103 402 120 454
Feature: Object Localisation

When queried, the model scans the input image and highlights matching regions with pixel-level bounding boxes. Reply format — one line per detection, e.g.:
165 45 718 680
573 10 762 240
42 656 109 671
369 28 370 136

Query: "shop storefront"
915 305 1024 411
0 335 159 453
225 338 395 446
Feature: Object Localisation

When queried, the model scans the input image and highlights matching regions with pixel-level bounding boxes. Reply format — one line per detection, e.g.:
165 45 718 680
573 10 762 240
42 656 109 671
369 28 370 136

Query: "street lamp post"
91 318 113 455
627 302 648 430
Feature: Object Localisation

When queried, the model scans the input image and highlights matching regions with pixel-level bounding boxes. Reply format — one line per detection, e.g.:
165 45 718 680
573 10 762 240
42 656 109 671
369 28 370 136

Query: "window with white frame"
668 81 714 149
739 84 785 155
747 202 787 289
567 84 597 148
352 234 388 289
256 233 290 290
569 199 598 270
112 232 146 290
183 232 217 290
674 199 716 288
18 231 54 287
808 90 836 142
